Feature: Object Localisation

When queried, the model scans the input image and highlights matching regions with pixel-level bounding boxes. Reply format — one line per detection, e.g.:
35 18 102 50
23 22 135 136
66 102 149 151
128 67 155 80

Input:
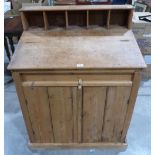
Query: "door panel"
23 86 78 143
23 81 132 144
82 86 131 143
102 86 131 142
82 87 107 142
47 87 78 143
23 87 54 143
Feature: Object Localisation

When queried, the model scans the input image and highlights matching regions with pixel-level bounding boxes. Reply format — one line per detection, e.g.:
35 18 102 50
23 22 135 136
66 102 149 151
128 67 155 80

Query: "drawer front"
21 73 133 82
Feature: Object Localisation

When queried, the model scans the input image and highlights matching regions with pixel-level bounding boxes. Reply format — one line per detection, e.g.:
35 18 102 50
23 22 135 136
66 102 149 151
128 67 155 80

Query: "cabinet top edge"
9 68 143 74
19 5 134 12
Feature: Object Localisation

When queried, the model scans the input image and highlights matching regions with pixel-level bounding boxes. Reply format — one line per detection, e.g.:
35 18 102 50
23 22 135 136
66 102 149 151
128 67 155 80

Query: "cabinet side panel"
82 87 107 142
48 87 76 143
23 87 54 143
102 86 131 142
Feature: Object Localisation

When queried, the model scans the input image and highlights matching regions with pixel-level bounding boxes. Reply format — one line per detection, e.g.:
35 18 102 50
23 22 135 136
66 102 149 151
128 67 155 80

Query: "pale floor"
4 76 151 155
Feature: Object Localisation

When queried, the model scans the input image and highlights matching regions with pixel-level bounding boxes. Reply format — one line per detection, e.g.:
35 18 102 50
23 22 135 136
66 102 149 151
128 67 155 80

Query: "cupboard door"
23 86 78 143
82 86 131 143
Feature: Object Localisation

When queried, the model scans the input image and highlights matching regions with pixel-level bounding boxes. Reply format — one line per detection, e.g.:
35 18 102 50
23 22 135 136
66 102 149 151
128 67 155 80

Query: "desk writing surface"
8 27 146 70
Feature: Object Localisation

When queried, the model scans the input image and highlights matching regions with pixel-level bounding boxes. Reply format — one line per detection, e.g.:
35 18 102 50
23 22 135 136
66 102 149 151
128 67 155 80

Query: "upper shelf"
20 5 134 30
20 5 134 11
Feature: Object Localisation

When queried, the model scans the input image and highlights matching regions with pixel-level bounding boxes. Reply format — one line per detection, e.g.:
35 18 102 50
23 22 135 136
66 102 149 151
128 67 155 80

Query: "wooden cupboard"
10 69 143 148
21 78 132 143
8 5 146 149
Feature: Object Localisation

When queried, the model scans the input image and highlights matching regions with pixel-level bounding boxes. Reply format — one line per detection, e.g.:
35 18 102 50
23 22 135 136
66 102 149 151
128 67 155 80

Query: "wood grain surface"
8 29 146 70
20 5 134 12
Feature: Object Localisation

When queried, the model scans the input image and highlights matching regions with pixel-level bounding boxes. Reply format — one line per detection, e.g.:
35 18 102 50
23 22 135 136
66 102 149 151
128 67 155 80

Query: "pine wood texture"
10 62 145 147
22 80 132 87
20 12 29 30
8 5 146 148
12 72 35 142
47 87 76 143
29 142 128 149
19 5 134 30
82 87 107 142
121 72 141 141
8 29 146 70
20 5 134 11
9 29 146 148
102 86 131 142
106 10 111 29
43 11 49 30
23 86 54 143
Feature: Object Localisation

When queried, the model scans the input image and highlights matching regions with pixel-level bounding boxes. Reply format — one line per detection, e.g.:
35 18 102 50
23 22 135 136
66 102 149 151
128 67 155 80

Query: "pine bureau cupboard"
8 5 146 149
